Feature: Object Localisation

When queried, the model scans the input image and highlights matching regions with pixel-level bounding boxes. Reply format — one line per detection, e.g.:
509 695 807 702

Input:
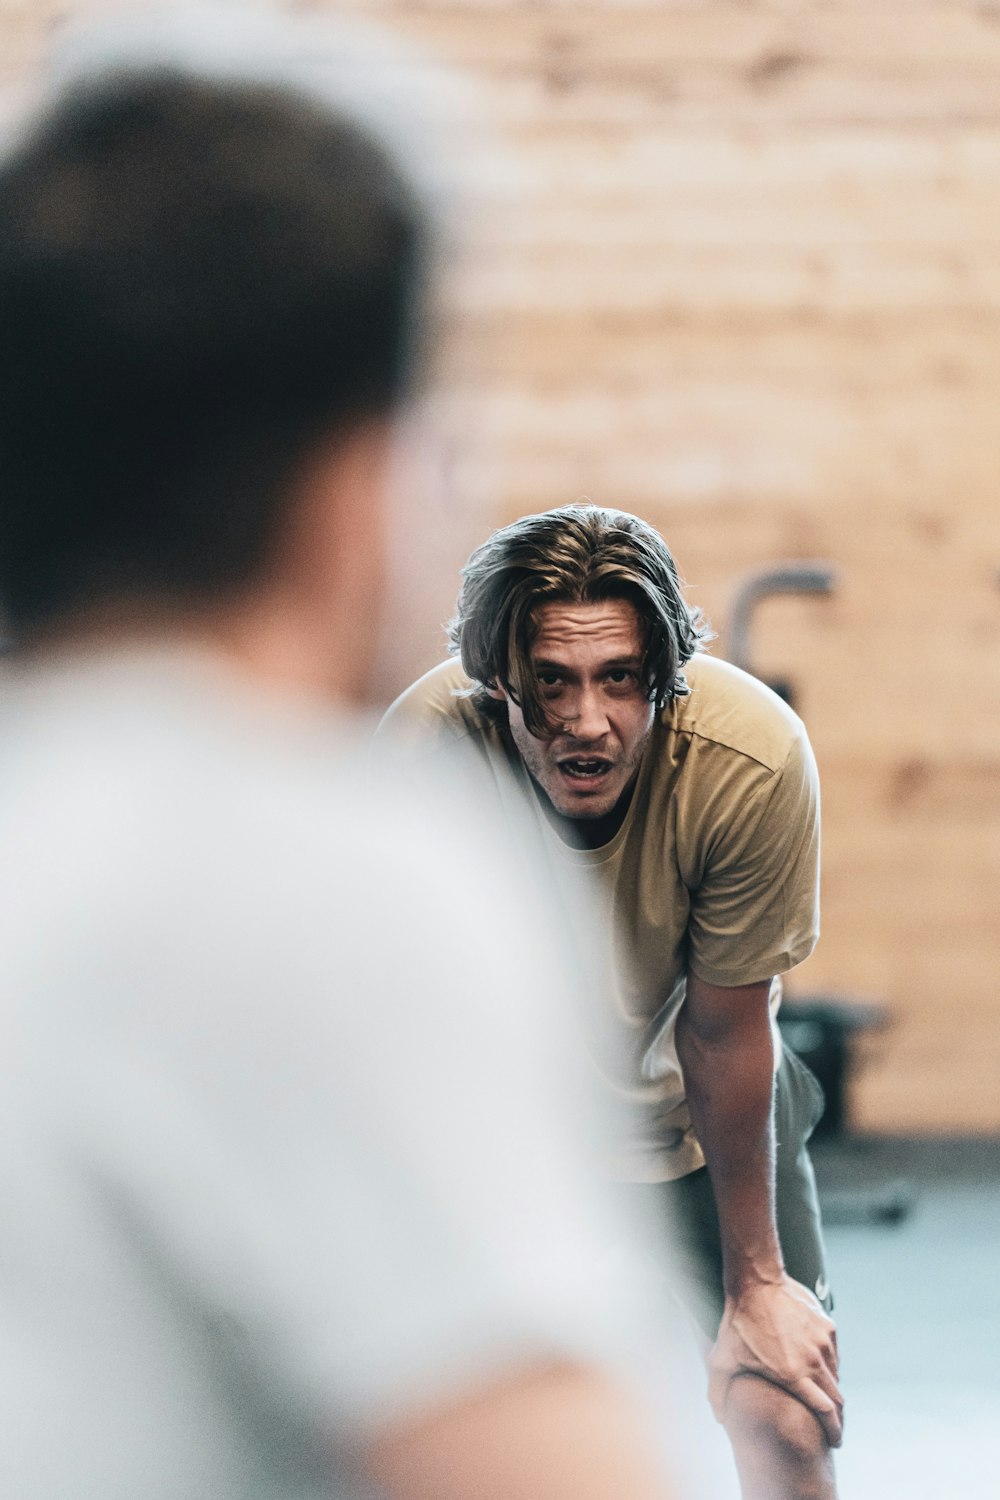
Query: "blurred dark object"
778 998 914 1226
727 561 836 710
778 996 889 1142
729 561 914 1225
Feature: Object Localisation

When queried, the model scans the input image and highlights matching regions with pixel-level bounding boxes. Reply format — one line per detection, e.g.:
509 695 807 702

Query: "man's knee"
725 1373 829 1467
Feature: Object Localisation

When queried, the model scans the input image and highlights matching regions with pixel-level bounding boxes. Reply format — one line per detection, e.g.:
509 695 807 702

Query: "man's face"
495 597 656 822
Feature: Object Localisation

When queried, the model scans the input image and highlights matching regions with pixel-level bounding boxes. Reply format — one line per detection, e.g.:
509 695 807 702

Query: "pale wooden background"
4 0 999 1133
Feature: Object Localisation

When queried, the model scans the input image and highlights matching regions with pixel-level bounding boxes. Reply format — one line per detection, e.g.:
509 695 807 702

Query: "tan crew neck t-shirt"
380 651 820 1183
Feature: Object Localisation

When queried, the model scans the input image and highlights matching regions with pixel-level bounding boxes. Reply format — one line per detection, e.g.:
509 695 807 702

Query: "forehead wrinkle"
529 599 644 660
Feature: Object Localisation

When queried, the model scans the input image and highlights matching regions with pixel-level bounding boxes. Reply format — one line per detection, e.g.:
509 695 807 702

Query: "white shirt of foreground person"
0 647 727 1500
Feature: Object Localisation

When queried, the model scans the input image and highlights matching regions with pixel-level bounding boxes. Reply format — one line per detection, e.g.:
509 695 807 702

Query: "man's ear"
485 679 508 702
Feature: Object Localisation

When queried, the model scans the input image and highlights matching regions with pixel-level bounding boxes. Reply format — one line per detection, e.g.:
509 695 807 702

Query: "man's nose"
562 687 610 741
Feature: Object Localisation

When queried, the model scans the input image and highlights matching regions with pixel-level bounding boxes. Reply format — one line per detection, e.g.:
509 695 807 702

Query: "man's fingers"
815 1326 839 1381
813 1308 839 1378
804 1349 844 1415
713 1368 845 1449
791 1284 839 1374
816 1367 844 1419
790 1377 845 1448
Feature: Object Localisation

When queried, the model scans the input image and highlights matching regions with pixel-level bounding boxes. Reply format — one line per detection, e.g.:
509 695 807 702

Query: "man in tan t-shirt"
381 504 843 1500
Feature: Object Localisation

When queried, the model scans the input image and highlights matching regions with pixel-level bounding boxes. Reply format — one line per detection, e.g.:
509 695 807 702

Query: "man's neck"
533 777 639 851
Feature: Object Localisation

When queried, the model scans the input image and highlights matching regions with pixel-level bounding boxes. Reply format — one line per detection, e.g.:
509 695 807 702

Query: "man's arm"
674 972 844 1447
363 1361 682 1500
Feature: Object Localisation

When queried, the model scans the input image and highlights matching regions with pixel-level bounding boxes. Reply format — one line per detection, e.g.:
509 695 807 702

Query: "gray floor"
813 1138 1000 1499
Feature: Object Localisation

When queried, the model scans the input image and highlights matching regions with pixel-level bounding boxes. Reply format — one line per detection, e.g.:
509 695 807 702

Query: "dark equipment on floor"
726 562 912 1227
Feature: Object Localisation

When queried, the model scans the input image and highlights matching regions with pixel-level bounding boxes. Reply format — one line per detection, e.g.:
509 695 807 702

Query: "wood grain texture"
4 0 999 1132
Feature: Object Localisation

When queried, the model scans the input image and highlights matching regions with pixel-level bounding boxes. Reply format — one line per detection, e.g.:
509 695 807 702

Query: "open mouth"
558 757 614 783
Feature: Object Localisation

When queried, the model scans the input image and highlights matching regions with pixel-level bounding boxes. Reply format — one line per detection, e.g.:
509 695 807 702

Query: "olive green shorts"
637 1045 832 1339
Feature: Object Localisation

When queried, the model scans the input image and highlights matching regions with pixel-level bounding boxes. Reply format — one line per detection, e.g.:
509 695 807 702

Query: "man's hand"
708 1273 844 1448
676 971 845 1469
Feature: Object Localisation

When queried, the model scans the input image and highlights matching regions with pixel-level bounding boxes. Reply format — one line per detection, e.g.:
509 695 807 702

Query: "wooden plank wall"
3 0 999 1132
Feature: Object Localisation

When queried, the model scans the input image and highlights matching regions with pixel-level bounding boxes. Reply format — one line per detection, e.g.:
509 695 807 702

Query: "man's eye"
607 669 635 685
537 672 562 688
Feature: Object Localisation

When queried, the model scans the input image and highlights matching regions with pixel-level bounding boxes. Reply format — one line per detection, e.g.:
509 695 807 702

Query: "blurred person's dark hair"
449 504 712 738
0 67 427 640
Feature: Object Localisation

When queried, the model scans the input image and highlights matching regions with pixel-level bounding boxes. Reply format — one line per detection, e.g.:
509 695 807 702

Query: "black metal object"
777 997 889 1142
725 559 881 1143
728 561 914 1224
727 562 837 711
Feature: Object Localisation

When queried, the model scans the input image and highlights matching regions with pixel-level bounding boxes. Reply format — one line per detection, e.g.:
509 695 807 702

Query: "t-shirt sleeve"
685 726 820 988
376 659 472 752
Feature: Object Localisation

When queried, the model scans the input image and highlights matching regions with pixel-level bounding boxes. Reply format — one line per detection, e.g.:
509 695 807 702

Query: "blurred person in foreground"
382 505 844 1500
0 11 700 1499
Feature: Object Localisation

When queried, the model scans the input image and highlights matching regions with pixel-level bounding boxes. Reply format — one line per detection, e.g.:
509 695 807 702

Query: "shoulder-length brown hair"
448 504 712 737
